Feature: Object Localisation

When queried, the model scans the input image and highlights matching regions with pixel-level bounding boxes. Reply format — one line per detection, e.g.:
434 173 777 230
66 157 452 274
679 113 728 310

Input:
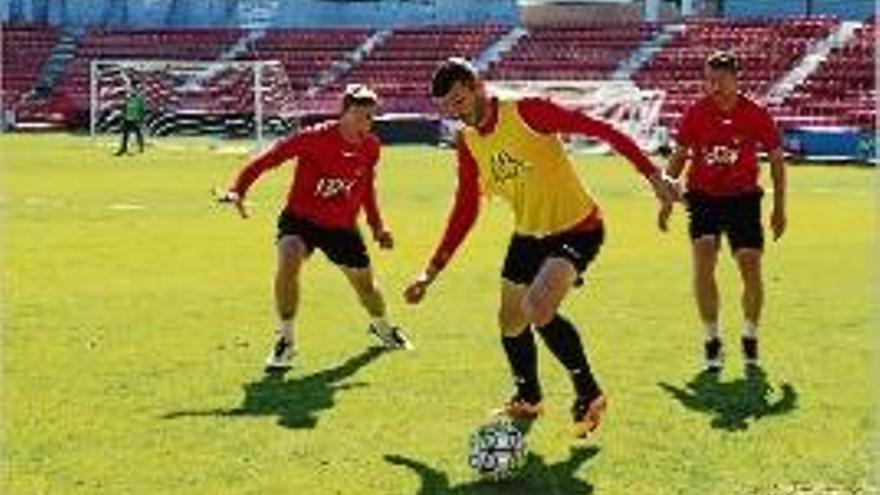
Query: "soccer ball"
467 418 527 480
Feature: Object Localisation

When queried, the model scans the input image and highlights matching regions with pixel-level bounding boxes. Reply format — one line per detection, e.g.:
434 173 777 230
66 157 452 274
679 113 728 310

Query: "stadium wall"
723 0 875 20
1 0 519 28
520 1 688 25
784 128 877 163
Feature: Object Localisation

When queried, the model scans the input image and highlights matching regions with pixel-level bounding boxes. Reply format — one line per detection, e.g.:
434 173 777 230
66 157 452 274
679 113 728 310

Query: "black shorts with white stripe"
501 225 604 286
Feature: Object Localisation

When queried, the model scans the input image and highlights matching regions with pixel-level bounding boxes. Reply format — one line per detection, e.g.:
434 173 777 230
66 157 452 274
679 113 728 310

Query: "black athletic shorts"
276 212 370 269
502 225 605 286
684 190 764 252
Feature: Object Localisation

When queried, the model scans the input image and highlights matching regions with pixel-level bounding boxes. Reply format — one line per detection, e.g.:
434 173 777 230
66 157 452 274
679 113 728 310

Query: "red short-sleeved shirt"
677 95 781 196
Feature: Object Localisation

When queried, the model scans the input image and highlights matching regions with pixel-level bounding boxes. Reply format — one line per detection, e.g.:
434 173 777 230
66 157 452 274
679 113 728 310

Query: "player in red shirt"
219 85 412 371
660 51 787 372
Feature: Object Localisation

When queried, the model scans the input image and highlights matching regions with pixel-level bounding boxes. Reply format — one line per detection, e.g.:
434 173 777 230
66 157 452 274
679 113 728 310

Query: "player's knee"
279 237 307 266
522 295 555 328
693 243 718 275
498 307 526 334
356 277 381 299
736 250 761 270
737 254 763 289
693 237 718 254
736 249 761 267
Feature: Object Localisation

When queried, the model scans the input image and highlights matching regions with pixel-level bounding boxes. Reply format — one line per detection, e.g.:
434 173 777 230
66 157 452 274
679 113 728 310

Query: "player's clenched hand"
373 230 394 250
404 280 428 304
658 201 673 232
648 172 681 204
214 188 248 219
404 269 436 304
770 207 786 240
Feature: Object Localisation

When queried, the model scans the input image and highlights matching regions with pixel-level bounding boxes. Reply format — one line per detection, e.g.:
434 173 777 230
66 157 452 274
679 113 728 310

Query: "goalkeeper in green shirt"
115 80 147 156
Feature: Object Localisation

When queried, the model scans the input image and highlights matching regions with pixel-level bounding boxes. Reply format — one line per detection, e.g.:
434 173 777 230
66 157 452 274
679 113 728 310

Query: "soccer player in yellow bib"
404 58 678 438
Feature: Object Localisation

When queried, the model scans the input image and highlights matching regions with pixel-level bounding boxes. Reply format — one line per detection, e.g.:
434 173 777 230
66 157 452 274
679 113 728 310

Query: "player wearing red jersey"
404 59 678 437
659 51 787 372
219 85 412 371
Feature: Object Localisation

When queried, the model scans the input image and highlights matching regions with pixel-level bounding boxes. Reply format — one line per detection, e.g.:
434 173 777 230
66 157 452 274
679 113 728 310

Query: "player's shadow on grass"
658 366 798 431
385 446 599 495
162 346 387 429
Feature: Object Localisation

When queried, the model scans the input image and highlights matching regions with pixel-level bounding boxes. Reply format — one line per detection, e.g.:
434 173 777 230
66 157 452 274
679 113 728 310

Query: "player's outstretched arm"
517 98 679 204
404 138 480 305
219 133 306 219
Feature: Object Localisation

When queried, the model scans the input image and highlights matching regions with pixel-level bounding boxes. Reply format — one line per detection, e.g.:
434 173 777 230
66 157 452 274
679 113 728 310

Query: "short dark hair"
430 57 477 98
342 84 378 111
705 50 738 73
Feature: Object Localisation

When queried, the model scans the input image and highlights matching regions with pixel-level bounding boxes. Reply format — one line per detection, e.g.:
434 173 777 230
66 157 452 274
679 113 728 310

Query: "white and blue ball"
467 419 527 480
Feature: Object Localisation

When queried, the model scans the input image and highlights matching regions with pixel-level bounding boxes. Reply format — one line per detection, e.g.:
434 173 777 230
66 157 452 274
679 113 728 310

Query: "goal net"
485 80 666 153
90 59 299 145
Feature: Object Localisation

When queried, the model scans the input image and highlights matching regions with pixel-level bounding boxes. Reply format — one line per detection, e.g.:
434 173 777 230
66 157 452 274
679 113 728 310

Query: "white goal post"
89 59 300 146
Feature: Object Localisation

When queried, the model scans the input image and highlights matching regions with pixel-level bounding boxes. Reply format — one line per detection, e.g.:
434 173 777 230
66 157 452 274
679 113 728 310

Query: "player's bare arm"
364 174 394 250
768 147 787 240
658 146 689 232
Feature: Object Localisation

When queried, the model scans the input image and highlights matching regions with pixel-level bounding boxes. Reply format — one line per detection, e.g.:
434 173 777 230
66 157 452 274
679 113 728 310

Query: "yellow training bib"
462 99 596 237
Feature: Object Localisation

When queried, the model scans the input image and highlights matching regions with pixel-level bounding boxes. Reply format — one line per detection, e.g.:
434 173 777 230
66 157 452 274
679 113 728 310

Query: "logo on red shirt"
315 177 357 199
705 144 741 167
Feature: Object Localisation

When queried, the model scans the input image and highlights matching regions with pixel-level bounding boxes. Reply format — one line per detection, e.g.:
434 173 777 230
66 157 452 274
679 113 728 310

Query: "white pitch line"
107 203 147 211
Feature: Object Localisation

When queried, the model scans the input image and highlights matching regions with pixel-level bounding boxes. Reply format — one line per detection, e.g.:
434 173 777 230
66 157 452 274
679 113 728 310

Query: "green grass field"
2 134 876 495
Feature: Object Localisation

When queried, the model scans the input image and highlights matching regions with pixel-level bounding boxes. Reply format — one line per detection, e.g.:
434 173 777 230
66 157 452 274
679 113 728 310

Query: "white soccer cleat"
368 323 414 350
265 336 295 371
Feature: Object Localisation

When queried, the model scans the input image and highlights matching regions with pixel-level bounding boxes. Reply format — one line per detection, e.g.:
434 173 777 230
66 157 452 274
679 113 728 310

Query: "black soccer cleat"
741 336 759 367
704 338 723 373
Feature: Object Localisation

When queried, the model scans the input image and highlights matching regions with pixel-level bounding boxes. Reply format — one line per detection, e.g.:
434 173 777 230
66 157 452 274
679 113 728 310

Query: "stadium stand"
1 23 58 114
312 25 508 115
772 21 876 130
238 29 370 89
484 23 661 81
0 14 874 142
632 16 839 127
53 28 243 113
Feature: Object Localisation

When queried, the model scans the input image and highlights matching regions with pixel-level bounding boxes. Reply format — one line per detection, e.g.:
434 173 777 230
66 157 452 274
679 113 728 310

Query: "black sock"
501 328 541 403
536 314 601 402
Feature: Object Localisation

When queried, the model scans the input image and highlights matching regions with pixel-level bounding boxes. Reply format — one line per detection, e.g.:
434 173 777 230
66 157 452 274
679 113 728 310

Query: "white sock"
704 322 720 341
743 321 758 339
279 319 294 343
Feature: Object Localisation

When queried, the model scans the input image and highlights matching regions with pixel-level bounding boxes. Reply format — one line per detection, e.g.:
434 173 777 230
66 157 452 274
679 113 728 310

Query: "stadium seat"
486 23 659 82
1 23 59 114
632 16 840 129
770 21 876 130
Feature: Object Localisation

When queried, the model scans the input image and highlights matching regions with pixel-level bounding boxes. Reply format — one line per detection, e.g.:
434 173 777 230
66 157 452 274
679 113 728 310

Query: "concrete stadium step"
765 20 860 104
